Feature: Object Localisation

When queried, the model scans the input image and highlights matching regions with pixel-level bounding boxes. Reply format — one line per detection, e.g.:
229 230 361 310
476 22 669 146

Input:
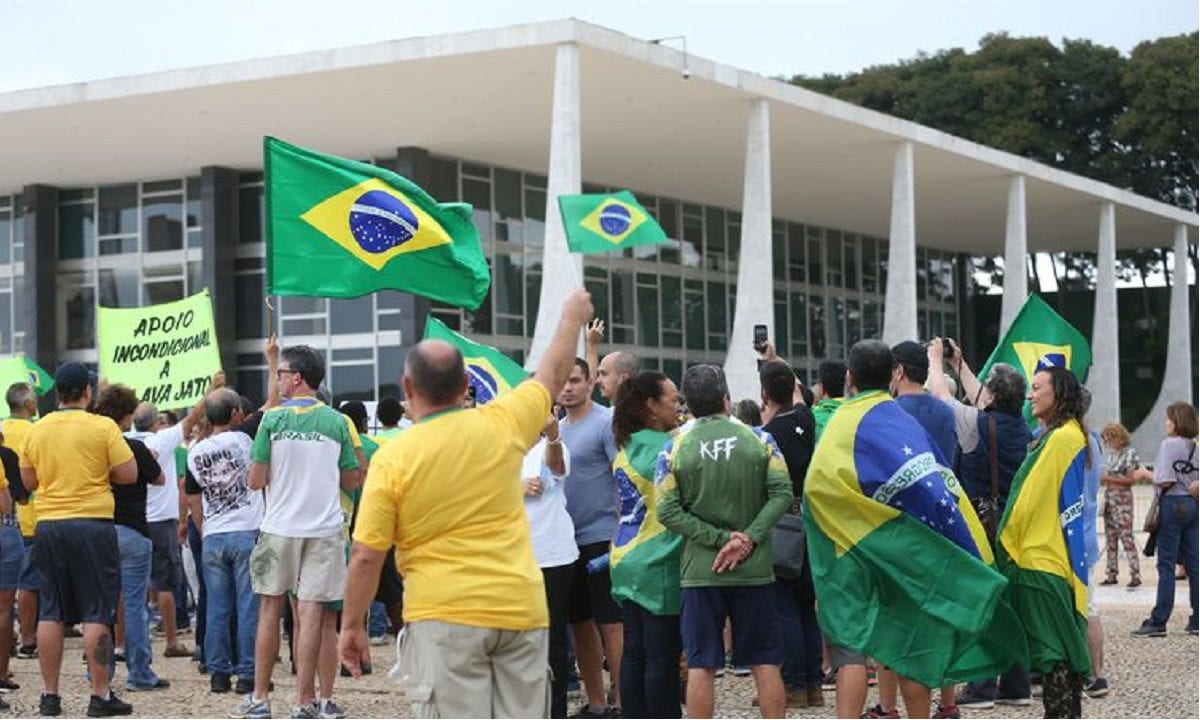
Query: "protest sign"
98 289 222 407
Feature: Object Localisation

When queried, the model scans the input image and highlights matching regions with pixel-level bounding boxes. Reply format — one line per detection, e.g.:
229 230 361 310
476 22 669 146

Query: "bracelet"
545 436 562 446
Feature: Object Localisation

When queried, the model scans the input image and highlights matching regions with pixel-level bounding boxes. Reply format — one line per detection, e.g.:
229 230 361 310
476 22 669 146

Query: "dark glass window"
330 296 374 334
186 177 202 228
144 280 184 305
235 273 265 339
661 275 682 348
144 195 184 252
58 203 94 259
809 294 826 359
332 364 374 404
98 185 137 235
495 254 524 320
238 186 263 244
636 275 659 348
99 267 140 308
63 286 97 349
684 279 705 351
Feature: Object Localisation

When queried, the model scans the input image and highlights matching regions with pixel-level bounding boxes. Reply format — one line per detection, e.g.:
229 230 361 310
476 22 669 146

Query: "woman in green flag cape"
609 371 682 719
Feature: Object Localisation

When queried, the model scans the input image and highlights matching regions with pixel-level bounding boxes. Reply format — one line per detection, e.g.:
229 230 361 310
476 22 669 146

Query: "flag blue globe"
348 190 419 254
597 203 631 237
466 364 500 404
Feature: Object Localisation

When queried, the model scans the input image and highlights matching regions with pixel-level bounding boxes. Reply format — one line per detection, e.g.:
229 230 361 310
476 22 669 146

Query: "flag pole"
265 295 275 336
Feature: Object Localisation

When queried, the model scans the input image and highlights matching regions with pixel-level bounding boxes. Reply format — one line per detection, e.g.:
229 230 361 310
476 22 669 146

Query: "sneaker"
732 665 751 677
289 704 318 720
126 679 170 692
230 695 271 719
368 634 391 647
1127 578 1142 588
952 691 995 710
17 644 38 659
863 704 899 719
86 692 133 717
0 676 19 693
1099 577 1118 586
39 692 63 717
996 695 1033 706
568 706 619 718
113 649 125 663
212 673 233 694
932 702 961 719
785 688 808 709
1084 677 1109 698
821 669 837 690
65 625 82 638
713 665 725 678
316 699 346 719
806 685 825 707
164 644 194 658
1132 620 1167 637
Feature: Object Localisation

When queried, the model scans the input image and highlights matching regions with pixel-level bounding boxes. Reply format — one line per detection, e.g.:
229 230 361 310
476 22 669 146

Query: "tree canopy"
790 32 1198 211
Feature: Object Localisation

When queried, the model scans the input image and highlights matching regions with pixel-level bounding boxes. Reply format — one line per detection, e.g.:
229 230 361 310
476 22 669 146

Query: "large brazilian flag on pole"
804 391 1028 687
995 420 1092 676
264 137 490 308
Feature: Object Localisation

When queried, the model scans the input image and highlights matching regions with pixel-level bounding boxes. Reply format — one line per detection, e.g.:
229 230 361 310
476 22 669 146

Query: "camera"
938 337 957 358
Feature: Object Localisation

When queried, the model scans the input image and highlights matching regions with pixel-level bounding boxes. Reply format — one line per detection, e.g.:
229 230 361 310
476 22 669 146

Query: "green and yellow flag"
978 294 1092 427
804 391 1027 687
558 191 668 253
423 316 528 405
265 137 490 308
0 355 54 397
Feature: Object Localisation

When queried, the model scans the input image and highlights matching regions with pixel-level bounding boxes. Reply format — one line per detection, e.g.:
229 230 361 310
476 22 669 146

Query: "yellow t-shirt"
20 409 133 521
354 381 552 631
3 417 37 536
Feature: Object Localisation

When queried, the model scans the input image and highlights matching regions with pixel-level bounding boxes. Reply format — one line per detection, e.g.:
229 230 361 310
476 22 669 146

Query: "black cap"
54 362 95 395
891 341 929 373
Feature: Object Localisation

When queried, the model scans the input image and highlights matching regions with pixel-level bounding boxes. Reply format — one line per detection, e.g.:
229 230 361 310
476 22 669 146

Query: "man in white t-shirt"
185 388 265 696
521 413 578 719
129 390 208 659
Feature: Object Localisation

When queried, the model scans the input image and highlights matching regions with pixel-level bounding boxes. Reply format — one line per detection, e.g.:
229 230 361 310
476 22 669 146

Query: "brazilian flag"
423 316 528 405
0 355 54 397
978 294 1092 428
264 137 490 309
996 420 1092 675
558 191 668 253
804 391 1028 687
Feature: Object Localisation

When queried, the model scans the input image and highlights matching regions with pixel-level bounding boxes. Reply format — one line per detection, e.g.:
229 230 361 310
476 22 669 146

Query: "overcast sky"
1 0 1196 93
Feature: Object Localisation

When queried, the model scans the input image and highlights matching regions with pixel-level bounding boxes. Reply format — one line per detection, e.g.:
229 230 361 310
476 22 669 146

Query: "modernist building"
0 19 1194 455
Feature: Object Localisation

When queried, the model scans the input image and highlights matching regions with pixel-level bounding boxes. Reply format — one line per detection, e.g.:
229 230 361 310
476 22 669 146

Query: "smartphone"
753 324 768 352
554 404 566 421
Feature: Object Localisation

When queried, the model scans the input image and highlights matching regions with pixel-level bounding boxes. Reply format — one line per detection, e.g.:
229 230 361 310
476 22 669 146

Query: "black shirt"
112 437 162 537
763 406 816 499
2 445 28 505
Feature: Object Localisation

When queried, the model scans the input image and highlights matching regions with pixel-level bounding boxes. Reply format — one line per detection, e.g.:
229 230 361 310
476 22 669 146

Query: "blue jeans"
965 665 1031 701
202 531 259 678
1151 494 1198 627
367 601 388 637
116 525 160 688
773 574 823 690
620 601 682 719
188 519 206 651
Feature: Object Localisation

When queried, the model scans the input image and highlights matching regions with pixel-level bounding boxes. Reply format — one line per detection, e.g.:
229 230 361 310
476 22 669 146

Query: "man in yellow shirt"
3 382 40 659
338 289 594 719
19 363 138 718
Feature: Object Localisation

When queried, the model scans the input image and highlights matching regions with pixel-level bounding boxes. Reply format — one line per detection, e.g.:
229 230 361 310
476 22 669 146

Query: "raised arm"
264 334 282 410
532 290 594 399
585 318 604 381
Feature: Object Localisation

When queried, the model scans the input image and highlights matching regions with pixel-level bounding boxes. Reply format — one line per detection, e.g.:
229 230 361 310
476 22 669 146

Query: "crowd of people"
0 288 1195 719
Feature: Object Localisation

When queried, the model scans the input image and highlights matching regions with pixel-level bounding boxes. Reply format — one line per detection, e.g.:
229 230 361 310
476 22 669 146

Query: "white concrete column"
526 43 583 370
1086 202 1120 426
882 142 917 345
724 99 773 402
1000 175 1028 333
1131 225 1195 458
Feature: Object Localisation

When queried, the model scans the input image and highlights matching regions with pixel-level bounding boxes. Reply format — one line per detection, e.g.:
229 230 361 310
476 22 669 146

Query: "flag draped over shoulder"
610 429 682 616
264 137 490 308
995 419 1092 676
0 355 54 397
978 295 1092 428
423 316 527 404
803 391 1027 687
558 191 668 253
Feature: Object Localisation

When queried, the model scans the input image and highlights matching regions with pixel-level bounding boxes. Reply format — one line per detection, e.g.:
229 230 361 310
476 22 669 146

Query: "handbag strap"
987 413 999 500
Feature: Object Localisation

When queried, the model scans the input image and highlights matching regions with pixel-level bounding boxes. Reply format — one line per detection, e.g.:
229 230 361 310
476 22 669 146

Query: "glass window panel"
706 281 727 335
461 162 489 179
330 296 374 334
61 285 97 350
684 280 705 351
428 158 458 201
917 248 929 300
0 292 10 354
705 208 725 265
377 290 402 310
462 178 491 211
430 305 461 331
238 186 263 244
494 168 521 219
525 271 541 332
862 238 877 293
807 236 823 286
843 235 858 290
99 237 137 255
143 180 181 193
930 308 945 339
235 273 265 339
463 260 493 335
772 229 786 281
826 231 843 287
847 299 862 345
237 369 268 407
283 318 325 335
98 185 137 236
378 347 403 399
790 292 808 358
611 270 635 328
657 200 679 239
863 301 880 340
281 296 325 314
918 310 929 341
186 177 202 228
497 316 524 335
59 188 94 202
0 211 10 264
809 294 826 359
332 364 375 404
681 215 703 269
143 194 184 252
187 230 203 249
663 359 683 386
98 267 140 308
830 297 846 358
495 254 524 319
637 283 659 347
12 276 24 336
944 312 959 343
774 292 789 356
58 202 94 259
661 276 682 348
377 313 400 331
878 242 889 290
524 189 546 223
144 280 184 305
584 266 610 328
788 224 805 282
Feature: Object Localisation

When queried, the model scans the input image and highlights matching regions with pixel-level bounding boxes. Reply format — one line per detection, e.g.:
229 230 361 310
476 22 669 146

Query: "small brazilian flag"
558 191 668 253
264 137 490 309
423 316 528 405
0 355 54 397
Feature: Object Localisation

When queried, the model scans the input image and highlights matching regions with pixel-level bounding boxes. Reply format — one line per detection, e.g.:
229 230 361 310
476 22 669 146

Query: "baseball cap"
54 362 95 395
891 341 929 374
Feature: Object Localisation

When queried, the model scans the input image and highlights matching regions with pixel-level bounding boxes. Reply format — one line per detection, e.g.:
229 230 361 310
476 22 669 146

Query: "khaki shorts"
402 620 549 719
249 531 346 602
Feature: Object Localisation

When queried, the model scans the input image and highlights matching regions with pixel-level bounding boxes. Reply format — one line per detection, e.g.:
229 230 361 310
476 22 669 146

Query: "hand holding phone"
753 324 768 353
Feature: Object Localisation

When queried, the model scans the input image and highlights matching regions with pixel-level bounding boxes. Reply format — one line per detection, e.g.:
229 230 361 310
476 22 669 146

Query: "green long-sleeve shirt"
656 415 794 587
